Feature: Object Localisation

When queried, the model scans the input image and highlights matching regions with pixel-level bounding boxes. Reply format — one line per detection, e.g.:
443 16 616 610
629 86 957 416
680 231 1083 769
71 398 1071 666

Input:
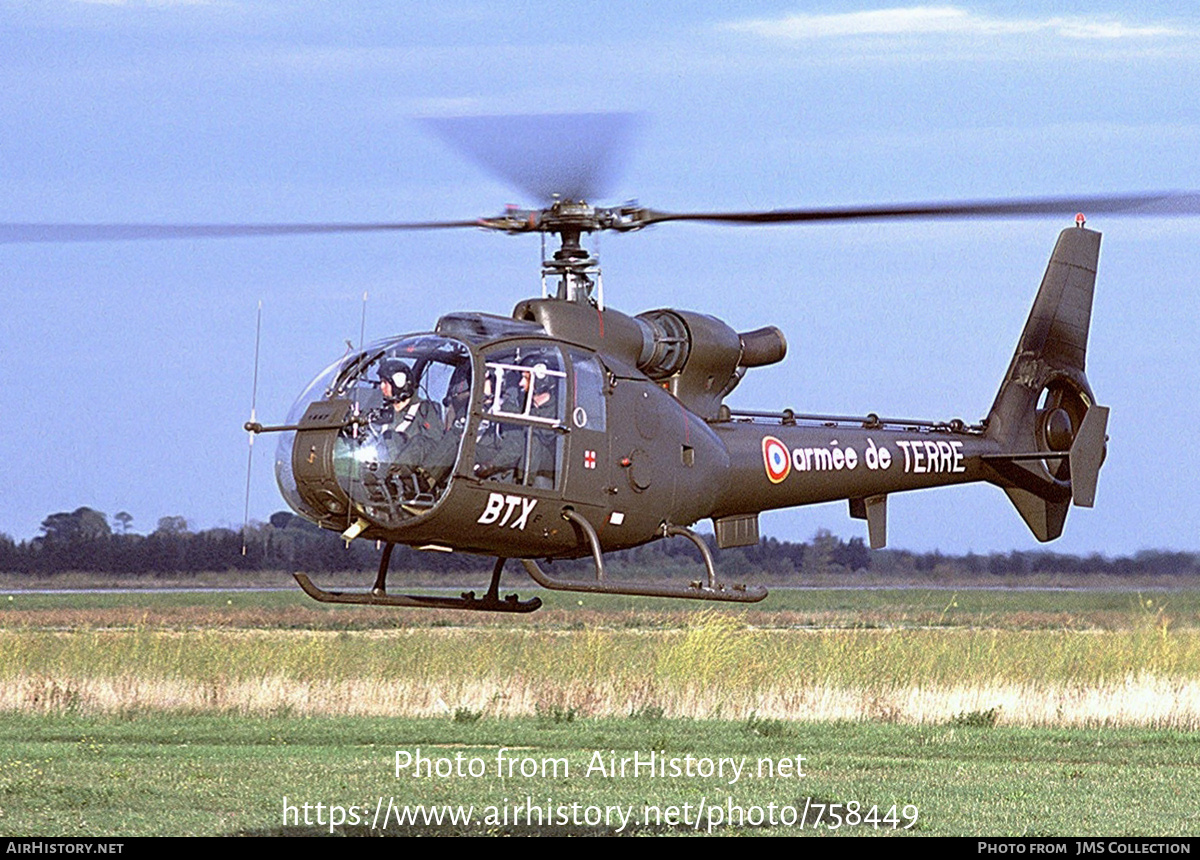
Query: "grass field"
1 583 1198 836
3 714 1198 836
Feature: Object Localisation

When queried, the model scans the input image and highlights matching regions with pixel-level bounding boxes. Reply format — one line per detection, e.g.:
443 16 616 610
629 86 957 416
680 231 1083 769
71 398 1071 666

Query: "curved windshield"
276 334 472 531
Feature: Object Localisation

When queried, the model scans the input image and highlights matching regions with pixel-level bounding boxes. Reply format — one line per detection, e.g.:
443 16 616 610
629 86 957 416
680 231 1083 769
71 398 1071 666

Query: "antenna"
241 300 263 556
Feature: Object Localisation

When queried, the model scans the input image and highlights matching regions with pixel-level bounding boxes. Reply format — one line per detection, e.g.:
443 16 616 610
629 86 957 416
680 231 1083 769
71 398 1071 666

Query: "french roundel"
762 436 791 484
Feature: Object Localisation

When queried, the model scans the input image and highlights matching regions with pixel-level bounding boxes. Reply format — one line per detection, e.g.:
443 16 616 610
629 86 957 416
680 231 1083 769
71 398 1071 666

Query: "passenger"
474 354 559 485
518 358 558 420
519 358 560 487
417 360 472 490
473 370 513 480
442 362 473 429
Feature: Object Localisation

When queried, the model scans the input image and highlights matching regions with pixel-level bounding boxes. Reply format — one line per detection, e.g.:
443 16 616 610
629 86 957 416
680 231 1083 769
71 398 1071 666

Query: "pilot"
373 358 445 490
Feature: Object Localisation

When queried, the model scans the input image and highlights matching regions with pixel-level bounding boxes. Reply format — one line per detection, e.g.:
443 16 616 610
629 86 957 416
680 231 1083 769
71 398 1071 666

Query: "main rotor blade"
421 112 643 204
0 220 482 244
640 192 1200 226
9 191 1198 245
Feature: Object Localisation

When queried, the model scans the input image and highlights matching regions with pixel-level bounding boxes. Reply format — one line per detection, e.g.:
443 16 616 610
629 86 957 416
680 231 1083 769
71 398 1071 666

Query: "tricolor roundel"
762 435 791 484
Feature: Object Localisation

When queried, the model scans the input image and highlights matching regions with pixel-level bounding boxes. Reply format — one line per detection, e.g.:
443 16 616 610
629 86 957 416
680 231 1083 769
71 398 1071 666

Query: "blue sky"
2 2 1198 555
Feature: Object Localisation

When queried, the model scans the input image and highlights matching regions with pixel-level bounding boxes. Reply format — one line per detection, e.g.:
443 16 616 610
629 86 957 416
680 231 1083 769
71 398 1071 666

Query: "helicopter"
256 199 1114 614
8 116 1198 614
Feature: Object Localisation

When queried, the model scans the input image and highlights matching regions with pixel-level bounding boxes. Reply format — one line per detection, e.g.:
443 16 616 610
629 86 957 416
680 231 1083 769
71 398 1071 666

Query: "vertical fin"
985 227 1108 541
864 495 887 550
849 494 888 549
987 226 1100 447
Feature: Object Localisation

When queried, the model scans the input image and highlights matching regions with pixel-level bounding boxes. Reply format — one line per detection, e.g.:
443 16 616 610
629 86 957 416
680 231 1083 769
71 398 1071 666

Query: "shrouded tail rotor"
983 224 1110 540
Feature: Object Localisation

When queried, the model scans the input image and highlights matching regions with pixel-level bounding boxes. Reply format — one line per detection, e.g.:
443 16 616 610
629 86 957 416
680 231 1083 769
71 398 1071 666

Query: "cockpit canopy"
275 331 599 538
276 334 473 531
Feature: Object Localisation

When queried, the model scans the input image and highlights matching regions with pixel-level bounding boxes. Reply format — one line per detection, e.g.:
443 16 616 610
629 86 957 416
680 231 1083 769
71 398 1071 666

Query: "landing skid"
293 518 768 613
293 573 542 613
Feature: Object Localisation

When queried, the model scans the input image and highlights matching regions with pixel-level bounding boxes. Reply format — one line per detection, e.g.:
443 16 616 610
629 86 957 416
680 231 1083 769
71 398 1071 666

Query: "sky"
2 1 1199 556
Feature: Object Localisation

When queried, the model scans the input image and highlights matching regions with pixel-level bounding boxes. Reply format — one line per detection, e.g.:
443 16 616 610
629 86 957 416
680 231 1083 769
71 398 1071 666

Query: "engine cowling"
636 310 787 418
513 298 787 418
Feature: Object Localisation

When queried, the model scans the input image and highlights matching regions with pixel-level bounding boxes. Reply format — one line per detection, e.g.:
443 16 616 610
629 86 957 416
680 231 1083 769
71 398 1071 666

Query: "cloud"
724 6 1186 41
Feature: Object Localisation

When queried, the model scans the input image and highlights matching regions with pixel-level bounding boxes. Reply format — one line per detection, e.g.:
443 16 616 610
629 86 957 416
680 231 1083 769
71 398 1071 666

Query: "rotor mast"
542 198 603 306
483 197 647 309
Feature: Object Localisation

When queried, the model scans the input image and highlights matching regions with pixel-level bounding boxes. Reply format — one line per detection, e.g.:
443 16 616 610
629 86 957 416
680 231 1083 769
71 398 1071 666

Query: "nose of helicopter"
275 334 473 534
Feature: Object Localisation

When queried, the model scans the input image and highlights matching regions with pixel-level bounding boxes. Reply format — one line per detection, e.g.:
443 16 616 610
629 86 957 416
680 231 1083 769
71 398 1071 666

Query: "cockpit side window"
569 351 607 432
482 346 566 423
474 344 565 490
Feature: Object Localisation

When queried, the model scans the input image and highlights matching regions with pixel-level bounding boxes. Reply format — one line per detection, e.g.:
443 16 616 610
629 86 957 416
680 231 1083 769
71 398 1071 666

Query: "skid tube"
293 573 542 612
293 551 542 613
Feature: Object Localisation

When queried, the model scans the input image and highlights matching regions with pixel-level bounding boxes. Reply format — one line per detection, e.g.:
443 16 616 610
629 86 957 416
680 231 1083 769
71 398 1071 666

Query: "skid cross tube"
517 511 768 603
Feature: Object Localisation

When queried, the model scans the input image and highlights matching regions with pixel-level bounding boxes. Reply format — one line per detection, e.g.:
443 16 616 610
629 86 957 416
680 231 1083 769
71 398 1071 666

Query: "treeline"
1 506 1198 579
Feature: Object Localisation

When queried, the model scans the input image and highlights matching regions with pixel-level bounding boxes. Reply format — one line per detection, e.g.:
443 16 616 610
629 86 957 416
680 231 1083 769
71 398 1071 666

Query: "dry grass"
4 672 1198 729
3 610 1199 728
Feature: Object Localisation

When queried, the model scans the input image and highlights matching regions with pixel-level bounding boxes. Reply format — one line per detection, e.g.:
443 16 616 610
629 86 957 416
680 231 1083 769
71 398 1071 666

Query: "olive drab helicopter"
8 114 1198 613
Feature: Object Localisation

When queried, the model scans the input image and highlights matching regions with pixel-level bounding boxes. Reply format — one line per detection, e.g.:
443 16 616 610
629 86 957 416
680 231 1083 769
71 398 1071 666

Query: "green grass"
3 621 1199 730
1 713 1197 836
